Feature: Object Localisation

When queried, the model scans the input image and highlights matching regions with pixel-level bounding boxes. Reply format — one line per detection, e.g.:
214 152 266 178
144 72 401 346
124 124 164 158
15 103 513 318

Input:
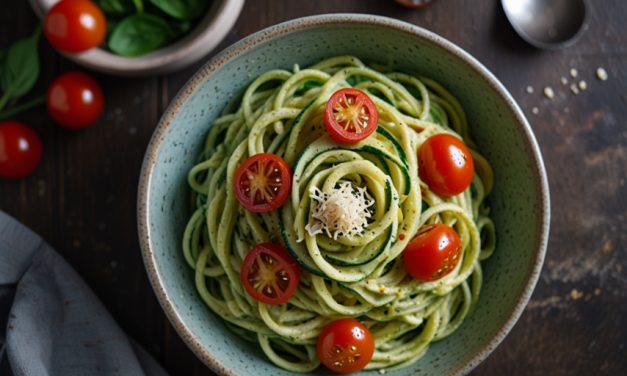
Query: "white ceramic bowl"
30 0 244 76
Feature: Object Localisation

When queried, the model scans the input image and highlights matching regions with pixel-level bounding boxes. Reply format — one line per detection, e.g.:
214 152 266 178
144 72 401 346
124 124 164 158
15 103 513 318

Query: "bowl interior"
139 15 548 376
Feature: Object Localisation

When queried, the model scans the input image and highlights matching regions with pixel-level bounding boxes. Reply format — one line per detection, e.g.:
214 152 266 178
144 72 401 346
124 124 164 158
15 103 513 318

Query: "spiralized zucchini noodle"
183 55 496 372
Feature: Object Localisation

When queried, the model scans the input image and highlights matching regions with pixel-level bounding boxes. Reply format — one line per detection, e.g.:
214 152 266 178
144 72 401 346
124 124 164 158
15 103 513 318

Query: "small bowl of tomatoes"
138 14 549 376
29 0 244 76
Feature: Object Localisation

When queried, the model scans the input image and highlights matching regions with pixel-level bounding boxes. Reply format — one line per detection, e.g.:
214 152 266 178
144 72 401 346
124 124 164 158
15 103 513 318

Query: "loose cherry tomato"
240 243 301 305
47 71 104 129
317 318 375 374
324 88 378 144
44 0 106 53
403 224 462 281
0 121 43 179
418 133 474 196
234 153 292 213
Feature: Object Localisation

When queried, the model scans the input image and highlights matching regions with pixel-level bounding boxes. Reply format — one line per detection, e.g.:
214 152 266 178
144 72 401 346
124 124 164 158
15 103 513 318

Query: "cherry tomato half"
240 243 301 305
403 224 462 281
317 318 375 374
324 88 378 144
47 71 104 129
0 121 43 179
44 0 107 53
234 153 292 213
418 133 474 196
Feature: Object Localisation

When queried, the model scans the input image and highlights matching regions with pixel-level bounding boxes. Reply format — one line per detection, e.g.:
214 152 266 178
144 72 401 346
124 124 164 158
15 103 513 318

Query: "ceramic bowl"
29 0 243 76
138 14 550 375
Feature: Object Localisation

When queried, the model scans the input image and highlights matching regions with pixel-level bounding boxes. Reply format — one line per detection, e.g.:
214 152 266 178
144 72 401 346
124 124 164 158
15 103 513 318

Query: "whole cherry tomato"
317 318 375 373
0 121 43 179
44 0 107 53
47 71 104 129
418 133 474 196
403 224 462 281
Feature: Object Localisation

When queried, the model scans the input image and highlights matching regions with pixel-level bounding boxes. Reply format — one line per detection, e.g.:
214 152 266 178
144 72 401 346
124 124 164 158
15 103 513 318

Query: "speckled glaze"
137 14 550 376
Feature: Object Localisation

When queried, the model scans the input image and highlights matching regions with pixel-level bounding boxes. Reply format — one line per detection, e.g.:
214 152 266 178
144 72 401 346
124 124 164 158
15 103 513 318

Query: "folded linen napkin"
0 211 168 376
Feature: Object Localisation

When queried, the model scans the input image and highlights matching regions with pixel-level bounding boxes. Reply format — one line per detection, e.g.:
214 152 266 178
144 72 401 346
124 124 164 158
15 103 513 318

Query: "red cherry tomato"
418 133 474 196
47 71 104 129
403 224 462 281
317 318 375 374
324 88 378 144
44 0 106 53
240 243 301 305
234 153 292 213
0 121 43 179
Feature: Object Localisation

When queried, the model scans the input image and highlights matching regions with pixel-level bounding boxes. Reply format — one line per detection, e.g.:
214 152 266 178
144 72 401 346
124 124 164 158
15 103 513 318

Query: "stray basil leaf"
0 27 41 101
109 14 174 57
147 0 209 20
98 0 135 15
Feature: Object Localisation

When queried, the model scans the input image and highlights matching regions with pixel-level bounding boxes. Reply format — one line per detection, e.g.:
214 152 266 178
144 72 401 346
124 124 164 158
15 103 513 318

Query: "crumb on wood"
532 107 539 115
596 67 608 81
578 80 587 91
570 84 580 95
560 77 568 85
526 86 534 94
570 288 584 300
543 86 555 99
570 68 578 78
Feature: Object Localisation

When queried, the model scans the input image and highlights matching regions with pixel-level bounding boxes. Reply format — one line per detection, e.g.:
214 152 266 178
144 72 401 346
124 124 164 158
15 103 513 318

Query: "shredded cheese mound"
305 181 374 240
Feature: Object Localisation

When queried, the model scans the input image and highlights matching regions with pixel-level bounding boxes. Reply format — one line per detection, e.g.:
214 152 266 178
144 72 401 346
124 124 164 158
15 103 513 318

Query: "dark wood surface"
1 1 626 375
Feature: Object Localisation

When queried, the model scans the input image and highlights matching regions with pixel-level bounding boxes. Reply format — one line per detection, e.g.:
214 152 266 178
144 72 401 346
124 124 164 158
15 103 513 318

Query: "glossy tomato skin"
403 224 462 281
324 88 378 144
418 133 474 196
317 318 375 374
44 0 106 53
234 153 292 213
240 243 301 305
0 121 43 179
47 71 104 129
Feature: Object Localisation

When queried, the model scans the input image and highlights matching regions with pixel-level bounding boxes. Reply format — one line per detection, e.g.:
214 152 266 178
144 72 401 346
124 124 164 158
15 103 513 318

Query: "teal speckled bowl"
138 14 550 376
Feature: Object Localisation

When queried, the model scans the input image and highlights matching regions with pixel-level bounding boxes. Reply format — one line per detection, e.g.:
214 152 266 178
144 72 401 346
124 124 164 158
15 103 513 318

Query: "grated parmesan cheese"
305 181 374 240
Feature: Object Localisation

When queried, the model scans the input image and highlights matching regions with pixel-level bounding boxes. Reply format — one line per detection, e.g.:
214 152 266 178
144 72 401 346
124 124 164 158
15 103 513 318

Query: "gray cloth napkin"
0 211 168 376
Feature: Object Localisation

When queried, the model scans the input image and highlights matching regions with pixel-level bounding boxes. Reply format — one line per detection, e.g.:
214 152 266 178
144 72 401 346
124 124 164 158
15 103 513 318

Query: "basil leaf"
147 0 209 20
132 0 144 13
0 27 41 100
98 0 135 15
109 14 174 57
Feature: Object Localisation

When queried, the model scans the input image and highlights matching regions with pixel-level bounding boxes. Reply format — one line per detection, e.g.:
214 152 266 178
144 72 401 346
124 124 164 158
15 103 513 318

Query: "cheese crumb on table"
543 86 555 99
532 107 539 115
526 86 534 94
560 77 569 85
596 67 608 81
578 80 587 91
570 68 578 78
570 83 580 95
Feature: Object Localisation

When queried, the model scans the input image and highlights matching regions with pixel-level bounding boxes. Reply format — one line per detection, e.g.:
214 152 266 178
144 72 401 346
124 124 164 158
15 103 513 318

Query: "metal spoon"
501 0 587 49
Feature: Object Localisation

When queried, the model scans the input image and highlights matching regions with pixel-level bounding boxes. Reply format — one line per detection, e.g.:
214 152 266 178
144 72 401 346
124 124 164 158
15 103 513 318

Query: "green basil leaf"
0 27 41 100
132 0 144 13
109 14 174 57
147 0 209 20
98 0 135 15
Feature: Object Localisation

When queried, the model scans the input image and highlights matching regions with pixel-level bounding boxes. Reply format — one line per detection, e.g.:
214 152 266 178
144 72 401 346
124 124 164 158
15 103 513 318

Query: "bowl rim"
137 13 550 376
29 0 244 76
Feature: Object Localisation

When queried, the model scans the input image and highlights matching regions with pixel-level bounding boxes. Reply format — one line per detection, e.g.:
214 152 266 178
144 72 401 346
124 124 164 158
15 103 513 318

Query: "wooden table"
2 1 626 374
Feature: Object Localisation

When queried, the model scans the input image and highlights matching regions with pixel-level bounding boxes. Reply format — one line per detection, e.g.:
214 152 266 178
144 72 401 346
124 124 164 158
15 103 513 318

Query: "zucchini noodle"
183 56 496 372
